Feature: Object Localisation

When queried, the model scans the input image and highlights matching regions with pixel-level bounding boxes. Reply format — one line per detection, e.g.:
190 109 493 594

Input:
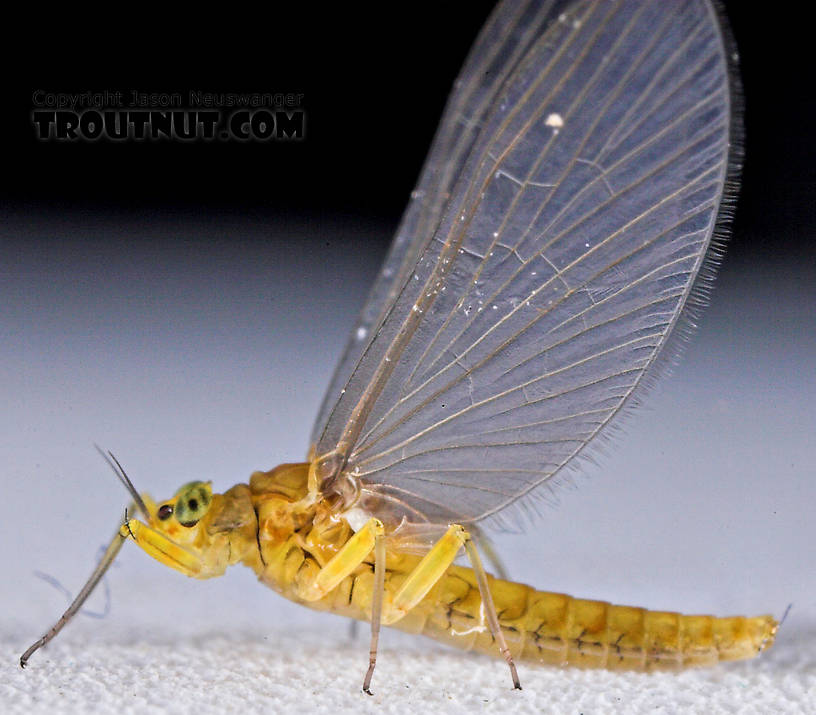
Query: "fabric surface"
2 620 813 715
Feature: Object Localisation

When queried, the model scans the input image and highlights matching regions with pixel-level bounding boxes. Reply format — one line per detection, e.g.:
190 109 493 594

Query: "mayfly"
22 0 778 692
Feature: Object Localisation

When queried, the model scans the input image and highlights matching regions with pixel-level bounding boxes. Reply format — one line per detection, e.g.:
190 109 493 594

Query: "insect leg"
467 523 509 581
121 519 203 577
385 524 469 623
297 517 384 602
362 531 386 695
463 538 522 689
20 528 126 667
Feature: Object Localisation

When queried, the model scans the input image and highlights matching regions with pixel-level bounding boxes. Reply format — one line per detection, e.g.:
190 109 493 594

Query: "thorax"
246 463 429 607
249 463 353 595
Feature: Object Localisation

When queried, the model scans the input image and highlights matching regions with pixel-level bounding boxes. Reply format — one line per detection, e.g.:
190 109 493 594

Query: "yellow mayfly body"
22 0 778 692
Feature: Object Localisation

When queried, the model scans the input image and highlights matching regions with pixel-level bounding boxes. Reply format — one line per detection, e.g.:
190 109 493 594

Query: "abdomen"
382 565 778 670
330 566 778 670
267 543 777 671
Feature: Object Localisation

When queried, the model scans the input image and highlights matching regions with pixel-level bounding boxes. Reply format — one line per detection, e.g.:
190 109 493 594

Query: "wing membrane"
314 0 736 525
311 0 560 446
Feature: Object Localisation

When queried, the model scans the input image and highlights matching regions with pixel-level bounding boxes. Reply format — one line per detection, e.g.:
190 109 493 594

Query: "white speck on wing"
545 112 564 129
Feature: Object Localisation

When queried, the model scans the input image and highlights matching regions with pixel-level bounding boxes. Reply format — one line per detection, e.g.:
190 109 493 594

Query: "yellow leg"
384 524 522 690
120 519 202 577
298 518 384 602
385 525 469 623
362 525 469 695
295 519 521 691
290 516 388 693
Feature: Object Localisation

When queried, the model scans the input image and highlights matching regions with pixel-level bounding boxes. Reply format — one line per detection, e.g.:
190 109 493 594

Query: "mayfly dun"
22 0 778 692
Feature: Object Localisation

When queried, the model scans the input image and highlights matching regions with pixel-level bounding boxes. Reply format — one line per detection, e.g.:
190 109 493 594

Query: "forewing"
311 0 562 446
315 0 736 525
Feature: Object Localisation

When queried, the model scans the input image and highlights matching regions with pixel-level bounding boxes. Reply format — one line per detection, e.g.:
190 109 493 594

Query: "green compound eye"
173 481 213 527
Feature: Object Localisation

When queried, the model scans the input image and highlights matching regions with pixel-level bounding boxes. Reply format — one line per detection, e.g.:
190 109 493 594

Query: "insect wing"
311 0 563 448
314 0 737 526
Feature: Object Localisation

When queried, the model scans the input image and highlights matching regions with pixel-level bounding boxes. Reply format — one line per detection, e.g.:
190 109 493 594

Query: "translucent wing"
314 0 737 526
311 0 564 447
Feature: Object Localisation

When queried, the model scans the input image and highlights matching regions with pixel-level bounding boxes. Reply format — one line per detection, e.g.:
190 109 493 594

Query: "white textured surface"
2 622 815 715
